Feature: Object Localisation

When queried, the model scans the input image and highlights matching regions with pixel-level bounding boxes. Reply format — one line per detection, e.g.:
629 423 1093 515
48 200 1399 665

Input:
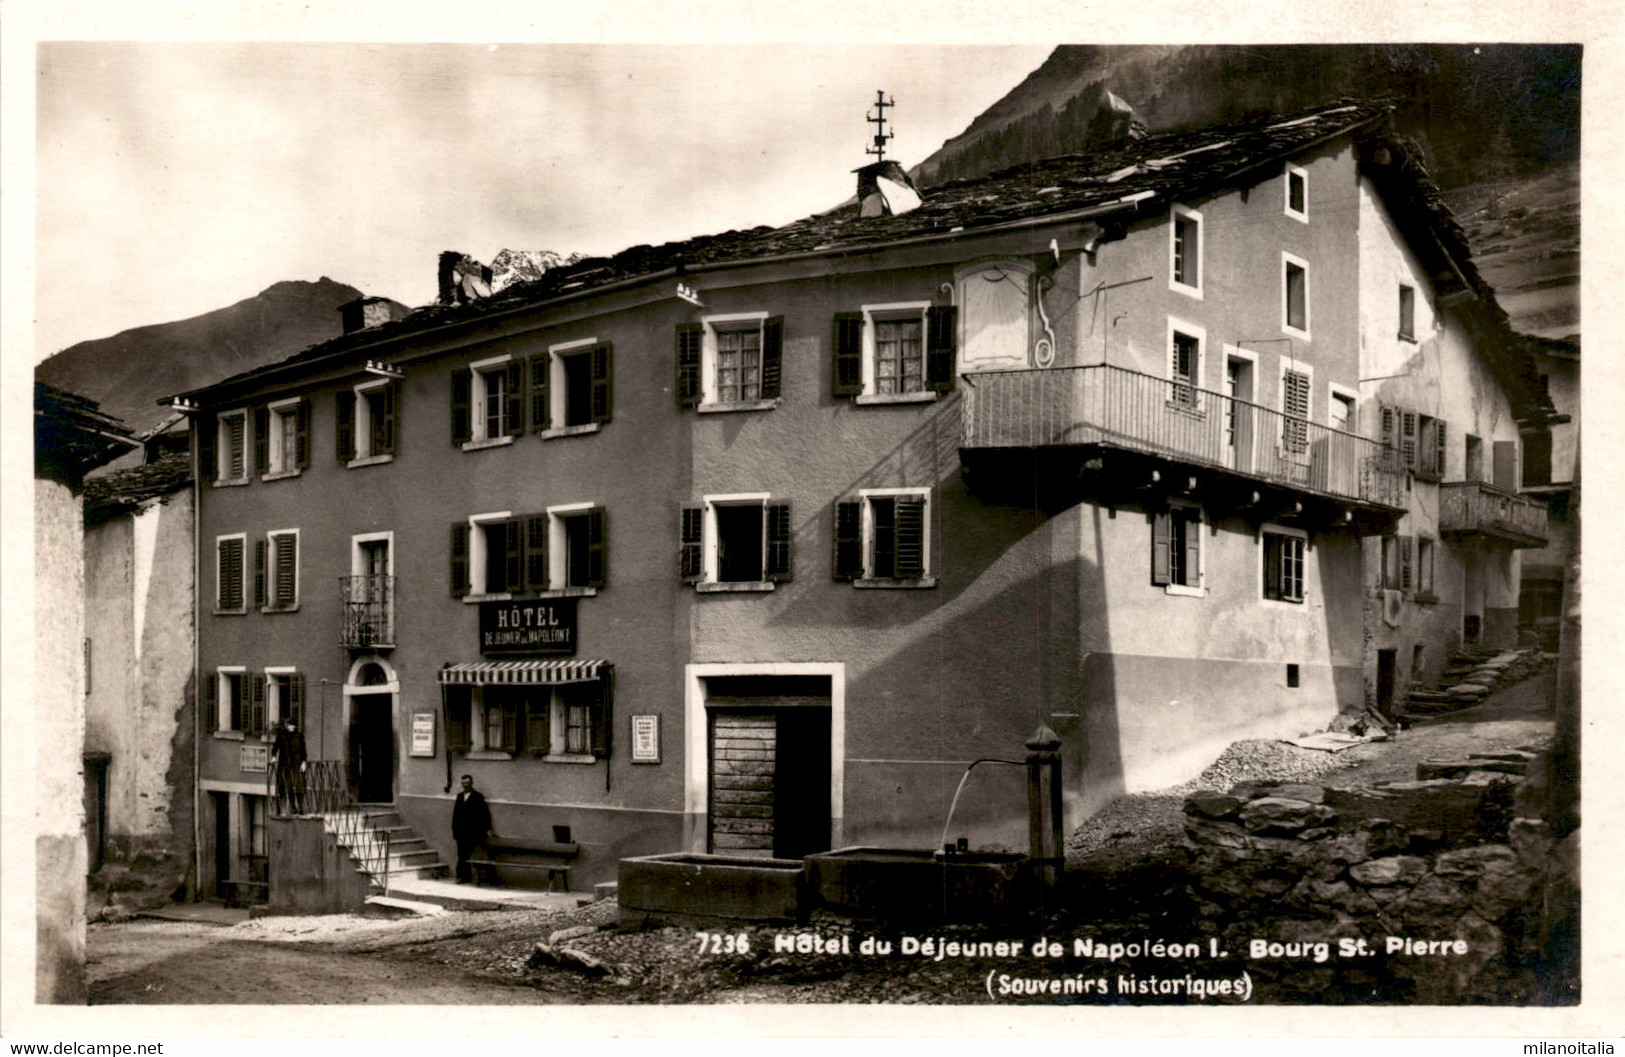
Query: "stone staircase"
322 804 451 889
1403 647 1550 718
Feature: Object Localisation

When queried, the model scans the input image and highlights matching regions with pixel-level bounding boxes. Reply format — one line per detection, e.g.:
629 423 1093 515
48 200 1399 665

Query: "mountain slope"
36 278 364 436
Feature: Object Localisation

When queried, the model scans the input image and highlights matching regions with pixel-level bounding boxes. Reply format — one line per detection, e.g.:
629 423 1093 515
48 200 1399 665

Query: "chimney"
1087 90 1148 145
338 297 408 335
856 160 923 218
437 251 493 306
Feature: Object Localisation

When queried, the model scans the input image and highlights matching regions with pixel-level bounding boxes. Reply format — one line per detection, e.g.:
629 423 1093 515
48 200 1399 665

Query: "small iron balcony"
1439 481 1549 547
339 574 395 648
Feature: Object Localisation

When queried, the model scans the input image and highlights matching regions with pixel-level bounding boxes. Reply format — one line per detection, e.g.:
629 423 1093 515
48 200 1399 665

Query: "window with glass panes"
873 318 924 394
715 326 762 403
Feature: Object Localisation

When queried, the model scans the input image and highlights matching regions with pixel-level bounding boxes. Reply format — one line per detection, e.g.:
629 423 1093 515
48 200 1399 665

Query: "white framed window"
216 409 249 485
263 667 305 728
1279 360 1314 456
1151 500 1204 596
1169 204 1203 298
690 315 781 411
1262 524 1308 604
831 301 957 402
451 353 521 449
1282 252 1311 339
536 337 614 435
215 533 247 613
1284 163 1308 222
343 378 398 465
1398 283 1417 342
258 397 308 479
210 666 248 736
254 529 300 611
460 682 609 762
832 488 935 587
1167 318 1206 410
546 503 608 593
680 494 792 591
452 510 515 600
1328 383 1357 434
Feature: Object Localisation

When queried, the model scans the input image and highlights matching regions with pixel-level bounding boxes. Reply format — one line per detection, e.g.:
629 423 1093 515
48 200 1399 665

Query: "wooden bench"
468 837 579 892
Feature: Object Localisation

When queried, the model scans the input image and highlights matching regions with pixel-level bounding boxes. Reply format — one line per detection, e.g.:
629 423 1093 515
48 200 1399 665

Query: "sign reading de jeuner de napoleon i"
479 597 578 656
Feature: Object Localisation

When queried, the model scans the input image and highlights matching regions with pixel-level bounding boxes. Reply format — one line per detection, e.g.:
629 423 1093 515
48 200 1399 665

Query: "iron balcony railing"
1439 481 1549 546
268 758 391 895
962 364 1407 508
340 574 395 648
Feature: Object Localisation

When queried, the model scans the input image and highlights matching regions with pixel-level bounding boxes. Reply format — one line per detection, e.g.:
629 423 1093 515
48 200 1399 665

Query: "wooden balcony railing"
339 574 395 648
961 364 1406 508
1439 481 1549 547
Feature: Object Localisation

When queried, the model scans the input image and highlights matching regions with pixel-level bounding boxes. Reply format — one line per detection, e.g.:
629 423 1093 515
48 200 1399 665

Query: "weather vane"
866 90 894 161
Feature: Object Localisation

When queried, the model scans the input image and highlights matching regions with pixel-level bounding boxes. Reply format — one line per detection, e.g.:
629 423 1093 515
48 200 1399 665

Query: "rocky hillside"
36 277 365 437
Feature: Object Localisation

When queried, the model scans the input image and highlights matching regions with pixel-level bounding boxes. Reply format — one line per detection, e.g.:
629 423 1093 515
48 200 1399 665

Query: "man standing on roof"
451 774 491 884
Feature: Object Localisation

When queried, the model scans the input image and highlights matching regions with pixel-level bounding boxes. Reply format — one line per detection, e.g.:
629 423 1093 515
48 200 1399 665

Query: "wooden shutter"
226 415 246 479
499 698 520 753
679 503 705 582
504 517 525 593
590 670 613 759
197 413 217 482
676 324 703 408
833 499 863 580
504 361 524 436
336 389 356 461
1181 508 1201 588
253 406 270 475
252 539 267 609
247 675 266 738
926 305 958 393
765 501 792 582
832 313 864 397
1150 511 1172 586
1401 410 1419 469
377 383 398 455
274 534 297 607
450 369 471 445
1263 536 1282 600
591 341 614 423
450 523 471 597
587 507 607 589
525 694 551 756
289 673 306 728
295 399 311 468
895 494 927 577
529 353 551 432
525 515 549 593
1400 535 1415 592
445 687 472 752
204 671 218 729
1433 420 1447 480
759 318 784 400
1492 440 1518 491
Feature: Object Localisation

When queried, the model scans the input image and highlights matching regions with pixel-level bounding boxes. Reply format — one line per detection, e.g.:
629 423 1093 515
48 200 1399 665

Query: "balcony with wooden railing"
1439 481 1549 547
340 574 395 648
960 364 1406 526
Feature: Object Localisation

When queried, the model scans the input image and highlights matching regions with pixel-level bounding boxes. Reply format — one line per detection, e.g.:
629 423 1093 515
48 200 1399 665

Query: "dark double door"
707 689 831 861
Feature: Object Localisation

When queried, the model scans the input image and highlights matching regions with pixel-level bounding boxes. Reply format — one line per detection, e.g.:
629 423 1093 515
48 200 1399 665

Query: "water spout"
939 758 1024 854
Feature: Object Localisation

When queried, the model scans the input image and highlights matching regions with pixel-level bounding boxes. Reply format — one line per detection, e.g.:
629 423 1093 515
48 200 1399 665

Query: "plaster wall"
35 478 87 1003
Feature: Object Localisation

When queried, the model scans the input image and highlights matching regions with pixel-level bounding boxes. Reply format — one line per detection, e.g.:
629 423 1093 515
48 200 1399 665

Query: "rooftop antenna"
866 90 894 162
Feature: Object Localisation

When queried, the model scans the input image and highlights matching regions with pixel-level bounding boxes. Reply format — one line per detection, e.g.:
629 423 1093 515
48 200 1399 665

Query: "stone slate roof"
82 450 192 524
181 98 1527 410
35 382 139 485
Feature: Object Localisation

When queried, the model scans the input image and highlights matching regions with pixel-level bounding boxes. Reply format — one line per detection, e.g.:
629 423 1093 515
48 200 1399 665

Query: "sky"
31 41 1051 359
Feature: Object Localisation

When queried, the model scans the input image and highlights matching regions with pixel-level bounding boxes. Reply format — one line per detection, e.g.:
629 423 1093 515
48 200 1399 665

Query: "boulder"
1241 797 1337 834
1271 783 1328 804
1349 855 1428 886
1395 873 1469 925
1185 817 1250 850
1185 791 1245 819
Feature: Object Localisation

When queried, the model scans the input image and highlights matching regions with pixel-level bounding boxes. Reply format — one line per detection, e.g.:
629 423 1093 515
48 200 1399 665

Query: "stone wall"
1182 750 1575 1003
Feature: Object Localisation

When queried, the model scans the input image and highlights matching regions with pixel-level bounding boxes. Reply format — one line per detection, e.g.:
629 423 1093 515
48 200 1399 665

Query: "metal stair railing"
273 759 391 896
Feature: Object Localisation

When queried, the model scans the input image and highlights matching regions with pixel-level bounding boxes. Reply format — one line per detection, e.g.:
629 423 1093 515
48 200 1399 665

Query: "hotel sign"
479 597 578 656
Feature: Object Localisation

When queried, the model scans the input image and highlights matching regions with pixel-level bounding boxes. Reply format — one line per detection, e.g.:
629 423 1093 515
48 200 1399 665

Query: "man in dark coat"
270 717 307 815
451 774 491 884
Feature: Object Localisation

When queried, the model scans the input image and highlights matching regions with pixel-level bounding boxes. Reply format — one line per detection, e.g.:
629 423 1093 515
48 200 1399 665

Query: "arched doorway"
345 658 398 804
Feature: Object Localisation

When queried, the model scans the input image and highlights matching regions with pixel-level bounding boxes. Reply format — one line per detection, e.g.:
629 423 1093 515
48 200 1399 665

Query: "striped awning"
438 660 606 686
